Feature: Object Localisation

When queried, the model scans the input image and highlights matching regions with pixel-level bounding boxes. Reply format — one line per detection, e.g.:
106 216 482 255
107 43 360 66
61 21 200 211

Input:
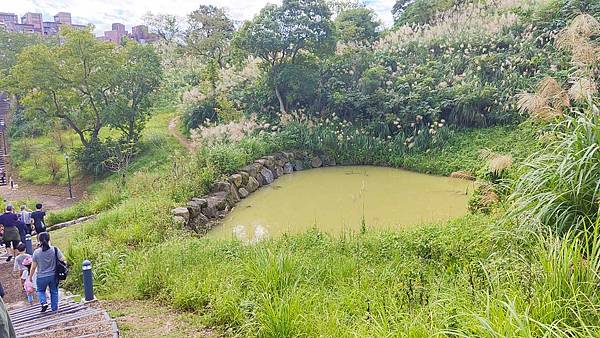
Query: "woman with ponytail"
28 232 66 313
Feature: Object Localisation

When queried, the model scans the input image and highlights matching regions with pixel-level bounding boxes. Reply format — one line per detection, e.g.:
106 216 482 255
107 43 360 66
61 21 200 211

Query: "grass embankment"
108 217 600 336
10 131 81 185
44 110 186 226
50 117 552 336
400 122 541 176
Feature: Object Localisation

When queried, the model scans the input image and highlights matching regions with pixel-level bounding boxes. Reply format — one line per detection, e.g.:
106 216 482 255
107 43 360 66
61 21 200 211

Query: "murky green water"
207 166 473 241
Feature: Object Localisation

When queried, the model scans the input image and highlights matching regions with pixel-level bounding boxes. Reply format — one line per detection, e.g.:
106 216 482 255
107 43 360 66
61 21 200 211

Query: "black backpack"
55 247 69 281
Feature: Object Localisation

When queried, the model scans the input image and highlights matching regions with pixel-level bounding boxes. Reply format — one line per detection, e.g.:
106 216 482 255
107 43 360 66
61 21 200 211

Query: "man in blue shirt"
0 205 21 262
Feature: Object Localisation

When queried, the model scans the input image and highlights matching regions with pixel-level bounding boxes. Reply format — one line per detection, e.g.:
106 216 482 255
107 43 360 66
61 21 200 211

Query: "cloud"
3 0 395 34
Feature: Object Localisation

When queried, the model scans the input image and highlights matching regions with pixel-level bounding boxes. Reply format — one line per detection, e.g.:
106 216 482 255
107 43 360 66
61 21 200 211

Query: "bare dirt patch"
102 300 219 338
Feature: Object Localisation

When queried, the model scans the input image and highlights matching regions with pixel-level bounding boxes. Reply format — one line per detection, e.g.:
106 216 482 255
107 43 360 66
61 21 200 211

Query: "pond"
206 166 474 242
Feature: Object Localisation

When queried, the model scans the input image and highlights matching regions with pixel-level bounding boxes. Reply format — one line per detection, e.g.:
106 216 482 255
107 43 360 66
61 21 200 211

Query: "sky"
3 0 396 35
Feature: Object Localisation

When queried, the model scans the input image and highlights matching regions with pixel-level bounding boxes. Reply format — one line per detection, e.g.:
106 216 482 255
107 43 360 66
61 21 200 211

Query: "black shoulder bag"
55 247 69 281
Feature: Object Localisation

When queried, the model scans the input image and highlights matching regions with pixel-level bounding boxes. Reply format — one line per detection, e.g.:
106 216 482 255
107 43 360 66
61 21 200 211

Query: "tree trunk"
275 86 286 113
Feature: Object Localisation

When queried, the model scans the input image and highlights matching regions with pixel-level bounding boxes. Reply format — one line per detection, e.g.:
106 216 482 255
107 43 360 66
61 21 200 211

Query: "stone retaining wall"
171 150 337 234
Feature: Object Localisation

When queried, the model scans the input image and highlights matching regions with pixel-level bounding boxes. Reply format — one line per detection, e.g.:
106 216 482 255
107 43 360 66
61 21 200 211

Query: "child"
21 257 34 304
13 243 33 303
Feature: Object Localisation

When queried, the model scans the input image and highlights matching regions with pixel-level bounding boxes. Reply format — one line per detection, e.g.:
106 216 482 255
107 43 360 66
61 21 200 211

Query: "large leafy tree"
8 27 161 171
186 5 234 69
143 13 183 45
106 41 162 144
0 29 46 77
234 0 335 113
335 7 381 44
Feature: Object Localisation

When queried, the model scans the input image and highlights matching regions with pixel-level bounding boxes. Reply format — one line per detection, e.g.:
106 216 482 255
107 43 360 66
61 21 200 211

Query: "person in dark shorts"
0 205 21 262
31 204 46 235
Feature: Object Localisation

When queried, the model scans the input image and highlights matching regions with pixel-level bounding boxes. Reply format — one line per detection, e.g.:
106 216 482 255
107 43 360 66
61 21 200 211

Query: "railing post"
25 234 33 255
82 260 95 302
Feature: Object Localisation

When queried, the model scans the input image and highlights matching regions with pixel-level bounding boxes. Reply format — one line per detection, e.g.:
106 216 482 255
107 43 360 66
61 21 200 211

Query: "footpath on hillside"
0 94 118 337
0 94 89 210
0 246 119 337
168 116 196 152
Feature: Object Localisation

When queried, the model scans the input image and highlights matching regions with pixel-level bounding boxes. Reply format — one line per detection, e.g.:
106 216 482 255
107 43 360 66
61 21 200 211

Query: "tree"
143 13 183 44
234 0 335 113
9 27 117 148
335 7 380 44
106 41 162 144
8 27 161 173
185 5 234 69
392 0 464 26
0 29 46 77
326 0 363 16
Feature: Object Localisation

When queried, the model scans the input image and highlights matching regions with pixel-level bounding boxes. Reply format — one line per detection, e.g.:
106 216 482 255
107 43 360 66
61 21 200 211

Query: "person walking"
31 204 46 235
18 206 31 233
28 232 66 313
0 205 21 262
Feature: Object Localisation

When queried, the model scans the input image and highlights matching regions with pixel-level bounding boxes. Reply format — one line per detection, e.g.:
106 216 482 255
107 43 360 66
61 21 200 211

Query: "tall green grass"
57 109 582 336
64 214 600 336
509 110 599 234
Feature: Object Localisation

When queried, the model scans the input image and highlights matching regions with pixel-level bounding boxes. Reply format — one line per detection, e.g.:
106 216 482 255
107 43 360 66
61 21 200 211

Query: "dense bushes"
177 0 584 145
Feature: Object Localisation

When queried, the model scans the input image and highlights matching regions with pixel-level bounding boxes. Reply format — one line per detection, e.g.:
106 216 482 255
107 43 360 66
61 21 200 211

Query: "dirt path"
0 94 90 210
168 116 196 152
0 253 26 306
0 171 90 210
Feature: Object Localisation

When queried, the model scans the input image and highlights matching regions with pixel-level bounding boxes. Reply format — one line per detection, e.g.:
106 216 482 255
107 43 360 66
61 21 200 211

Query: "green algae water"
207 166 473 241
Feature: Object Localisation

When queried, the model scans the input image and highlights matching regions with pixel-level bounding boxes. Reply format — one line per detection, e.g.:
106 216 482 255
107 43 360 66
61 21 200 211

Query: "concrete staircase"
9 298 119 338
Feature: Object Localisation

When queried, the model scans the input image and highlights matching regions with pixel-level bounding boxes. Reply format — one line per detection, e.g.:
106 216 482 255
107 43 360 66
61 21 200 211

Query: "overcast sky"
3 0 396 35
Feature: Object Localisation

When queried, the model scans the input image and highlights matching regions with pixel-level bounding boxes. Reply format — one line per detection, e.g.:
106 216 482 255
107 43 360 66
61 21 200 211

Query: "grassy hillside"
4 0 597 335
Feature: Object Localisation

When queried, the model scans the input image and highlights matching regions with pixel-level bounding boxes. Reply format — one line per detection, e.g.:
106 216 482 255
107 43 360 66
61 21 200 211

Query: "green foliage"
393 0 465 26
0 29 47 77
107 41 163 145
233 0 335 112
182 97 219 131
509 109 600 235
66 210 600 336
186 5 234 69
398 122 539 175
22 3 600 337
335 7 381 44
7 26 162 175
143 13 182 44
9 127 81 185
46 183 123 225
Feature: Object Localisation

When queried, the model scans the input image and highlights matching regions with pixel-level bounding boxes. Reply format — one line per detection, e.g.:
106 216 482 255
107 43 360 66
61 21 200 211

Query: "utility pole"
64 153 73 199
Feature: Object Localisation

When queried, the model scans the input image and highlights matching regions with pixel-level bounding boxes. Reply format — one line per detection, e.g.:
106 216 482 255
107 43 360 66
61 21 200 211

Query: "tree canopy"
186 5 235 69
0 29 47 77
143 13 183 44
233 0 335 112
335 7 381 44
7 27 161 173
